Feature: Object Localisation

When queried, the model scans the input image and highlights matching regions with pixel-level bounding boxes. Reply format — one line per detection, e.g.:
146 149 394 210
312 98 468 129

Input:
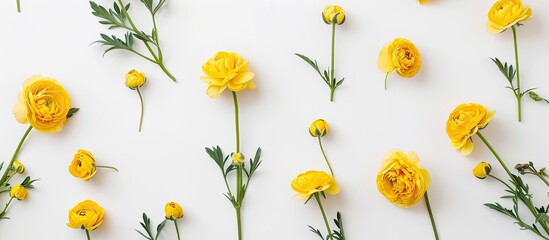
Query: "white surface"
1 0 549 239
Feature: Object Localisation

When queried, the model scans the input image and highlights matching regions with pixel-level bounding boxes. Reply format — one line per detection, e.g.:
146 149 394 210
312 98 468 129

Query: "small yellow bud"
10 184 27 200
309 119 329 137
125 69 146 89
322 5 345 25
13 160 25 174
473 162 492 179
165 202 184 220
232 152 245 165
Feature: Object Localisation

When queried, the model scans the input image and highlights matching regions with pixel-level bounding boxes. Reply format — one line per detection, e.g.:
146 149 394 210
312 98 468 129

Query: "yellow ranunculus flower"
446 103 495 156
377 150 430 208
418 0 429 4
322 5 345 25
200 52 256 98
473 162 492 179
125 69 146 89
13 160 25 174
12 75 71 133
69 149 97 181
291 170 340 200
165 201 184 220
487 0 531 34
378 38 421 79
67 200 105 231
309 119 329 137
10 184 27 200
232 152 244 165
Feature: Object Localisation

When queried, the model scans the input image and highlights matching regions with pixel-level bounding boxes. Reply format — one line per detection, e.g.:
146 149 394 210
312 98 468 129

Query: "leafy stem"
0 197 14 219
511 25 522 122
515 162 549 188
135 212 167 240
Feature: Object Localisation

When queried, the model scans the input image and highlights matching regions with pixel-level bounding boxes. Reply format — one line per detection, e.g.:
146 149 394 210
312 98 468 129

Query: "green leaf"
308 225 326 240
153 0 167 15
529 91 549 104
67 108 79 118
21 176 39 188
154 219 167 240
295 53 326 82
333 212 346 240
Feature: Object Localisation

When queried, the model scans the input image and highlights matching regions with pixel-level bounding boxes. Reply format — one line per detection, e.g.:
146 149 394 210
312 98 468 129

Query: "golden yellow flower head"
418 0 430 4
10 184 27 200
309 119 329 137
67 200 105 231
376 150 430 208
446 103 495 156
473 162 492 179
322 5 345 25
232 152 245 165
200 52 256 98
13 160 25 174
165 201 184 220
378 38 421 79
69 149 97 181
12 75 71 133
291 170 340 200
125 69 146 89
487 0 531 34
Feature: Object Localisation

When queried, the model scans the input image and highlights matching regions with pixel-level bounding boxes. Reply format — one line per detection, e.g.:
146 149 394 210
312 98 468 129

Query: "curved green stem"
158 61 176 82
136 87 145 132
511 25 522 122
314 193 333 240
0 197 15 218
0 126 32 184
317 137 334 176
85 229 91 240
488 174 513 191
16 0 21 12
329 23 336 102
424 192 440 240
95 165 119 172
174 219 181 240
384 72 390 90
476 132 514 179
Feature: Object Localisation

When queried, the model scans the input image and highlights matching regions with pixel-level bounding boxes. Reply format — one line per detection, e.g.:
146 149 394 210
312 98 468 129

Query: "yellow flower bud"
68 149 97 181
309 119 329 137
125 69 146 89
10 184 27 200
165 202 184 220
232 152 245 165
67 200 105 231
13 160 25 174
322 5 345 25
473 162 492 179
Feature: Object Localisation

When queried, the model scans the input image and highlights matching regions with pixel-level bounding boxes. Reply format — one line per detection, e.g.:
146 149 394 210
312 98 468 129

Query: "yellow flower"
446 103 495 155
12 75 71 133
13 160 25 174
69 149 97 181
473 162 492 179
125 69 146 89
200 52 256 98
165 202 184 220
487 0 531 34
291 170 340 200
232 152 245 165
378 38 421 79
376 150 430 208
418 0 429 4
10 184 27 200
322 5 345 25
67 200 105 231
309 119 329 137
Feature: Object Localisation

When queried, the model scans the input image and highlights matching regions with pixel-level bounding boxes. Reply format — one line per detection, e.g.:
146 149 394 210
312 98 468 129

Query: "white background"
1 0 549 239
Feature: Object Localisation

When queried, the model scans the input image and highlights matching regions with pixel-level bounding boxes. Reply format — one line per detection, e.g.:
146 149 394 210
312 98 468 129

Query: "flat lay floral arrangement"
1 0 549 239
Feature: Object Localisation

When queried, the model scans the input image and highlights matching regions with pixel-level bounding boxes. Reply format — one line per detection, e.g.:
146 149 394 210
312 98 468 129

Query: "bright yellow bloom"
473 162 492 179
10 184 27 200
377 150 430 208
69 149 97 181
125 69 146 89
487 0 531 34
291 170 340 200
309 119 329 137
67 200 105 231
12 75 71 133
13 160 25 174
232 152 244 165
322 5 345 25
446 103 495 155
200 52 256 98
378 38 421 78
418 0 429 4
165 202 184 220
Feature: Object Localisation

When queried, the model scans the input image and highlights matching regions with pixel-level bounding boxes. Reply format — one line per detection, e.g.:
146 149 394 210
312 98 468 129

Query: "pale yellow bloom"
418 0 429 4
322 5 345 25
200 52 256 98
12 75 71 133
232 152 244 165
165 202 184 220
69 149 97 181
446 103 495 155
67 200 105 231
125 69 146 89
291 170 340 200
13 160 25 174
377 150 430 208
378 38 421 79
309 119 329 137
10 184 27 200
487 0 531 34
473 162 492 179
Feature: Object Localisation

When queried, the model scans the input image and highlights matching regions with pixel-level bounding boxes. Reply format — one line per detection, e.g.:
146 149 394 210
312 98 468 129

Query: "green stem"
95 165 119 172
384 72 390 90
136 87 145 132
488 174 513 191
317 137 334 177
0 197 14 218
232 91 243 240
235 207 242 240
158 61 176 82
85 229 91 240
511 25 522 122
0 126 32 184
314 193 333 240
424 192 440 240
476 132 514 180
329 23 336 102
16 0 21 12
174 219 181 240
232 92 240 153
535 172 549 188
151 15 163 61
